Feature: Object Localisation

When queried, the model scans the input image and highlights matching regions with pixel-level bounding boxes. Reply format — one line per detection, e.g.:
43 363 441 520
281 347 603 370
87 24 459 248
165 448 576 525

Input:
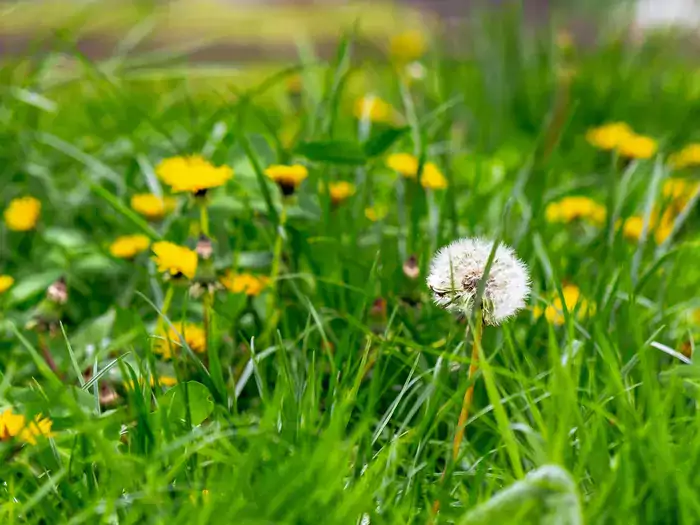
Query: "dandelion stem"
156 284 175 355
38 332 60 377
200 202 210 237
452 310 484 460
203 291 212 355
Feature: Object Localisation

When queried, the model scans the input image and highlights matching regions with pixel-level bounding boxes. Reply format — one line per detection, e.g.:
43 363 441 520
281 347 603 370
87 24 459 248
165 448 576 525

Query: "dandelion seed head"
426 237 530 325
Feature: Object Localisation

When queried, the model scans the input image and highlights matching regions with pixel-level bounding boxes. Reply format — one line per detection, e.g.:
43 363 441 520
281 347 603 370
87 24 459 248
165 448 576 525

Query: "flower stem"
452 311 484 460
156 284 175 354
199 201 210 237
38 332 60 378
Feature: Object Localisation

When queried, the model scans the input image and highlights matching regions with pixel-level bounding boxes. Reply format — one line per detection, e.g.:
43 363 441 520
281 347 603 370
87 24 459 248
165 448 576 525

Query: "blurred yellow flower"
109 235 150 259
286 74 303 94
622 213 673 244
0 409 53 445
156 155 233 194
390 30 426 62
365 205 388 222
354 96 396 124
265 164 308 195
663 178 699 211
124 375 178 390
420 163 448 190
534 284 590 326
0 275 14 294
130 194 177 220
155 322 206 359
545 196 606 226
220 272 269 296
386 153 419 176
585 122 633 151
618 134 658 159
556 30 574 51
669 143 700 169
4 196 41 232
152 241 198 279
328 181 356 204
157 375 178 387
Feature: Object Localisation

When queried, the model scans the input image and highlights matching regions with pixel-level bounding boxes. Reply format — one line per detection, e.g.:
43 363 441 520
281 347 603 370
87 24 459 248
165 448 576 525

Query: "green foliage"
2 3 700 524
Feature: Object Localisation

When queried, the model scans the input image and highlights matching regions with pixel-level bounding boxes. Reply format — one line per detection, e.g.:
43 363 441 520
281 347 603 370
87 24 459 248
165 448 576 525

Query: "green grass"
2 2 700 524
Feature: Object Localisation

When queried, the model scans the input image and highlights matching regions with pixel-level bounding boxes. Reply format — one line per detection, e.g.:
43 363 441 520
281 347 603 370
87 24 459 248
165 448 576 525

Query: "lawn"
2 2 700 524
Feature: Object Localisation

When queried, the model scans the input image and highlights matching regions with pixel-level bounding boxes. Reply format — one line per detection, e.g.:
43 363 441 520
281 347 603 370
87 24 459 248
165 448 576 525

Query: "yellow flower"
155 322 206 359
265 164 308 195
220 272 269 296
130 193 177 220
618 134 658 159
125 375 178 390
0 409 52 445
328 182 356 204
354 96 396 124
420 163 448 190
390 30 426 62
4 196 41 232
556 30 574 51
585 122 633 151
0 275 14 294
152 241 198 280
621 212 673 244
156 155 233 194
365 205 388 222
109 235 151 259
669 143 700 169
534 284 590 326
663 178 699 211
386 153 419 176
157 375 178 387
545 196 606 226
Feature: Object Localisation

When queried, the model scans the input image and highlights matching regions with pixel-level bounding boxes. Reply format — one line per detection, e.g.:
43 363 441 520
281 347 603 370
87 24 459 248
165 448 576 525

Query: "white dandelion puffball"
426 237 530 325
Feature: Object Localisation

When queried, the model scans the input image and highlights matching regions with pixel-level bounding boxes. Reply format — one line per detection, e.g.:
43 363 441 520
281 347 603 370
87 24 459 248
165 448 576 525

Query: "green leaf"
161 381 214 427
295 140 367 165
70 309 116 358
8 270 63 306
43 227 86 250
363 126 409 158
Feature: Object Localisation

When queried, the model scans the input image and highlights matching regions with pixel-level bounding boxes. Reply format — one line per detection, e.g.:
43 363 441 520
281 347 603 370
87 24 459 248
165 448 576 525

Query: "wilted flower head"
427 238 530 325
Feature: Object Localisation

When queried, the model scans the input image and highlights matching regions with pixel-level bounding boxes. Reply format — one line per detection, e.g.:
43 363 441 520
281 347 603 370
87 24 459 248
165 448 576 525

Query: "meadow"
2 2 700 523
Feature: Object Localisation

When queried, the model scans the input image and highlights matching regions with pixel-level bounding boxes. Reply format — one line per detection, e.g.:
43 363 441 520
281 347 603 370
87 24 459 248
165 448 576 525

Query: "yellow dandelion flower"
0 275 14 294
328 181 356 204
265 164 308 195
534 284 590 326
152 241 198 280
622 213 673 245
420 163 448 190
386 153 419 176
109 235 151 259
545 196 607 226
156 375 178 387
130 193 177 220
585 122 633 151
390 30 426 63
354 96 396 124
618 134 658 160
155 322 206 359
663 178 699 211
156 155 233 194
669 143 700 169
365 205 388 222
4 196 41 232
220 272 270 296
0 409 52 445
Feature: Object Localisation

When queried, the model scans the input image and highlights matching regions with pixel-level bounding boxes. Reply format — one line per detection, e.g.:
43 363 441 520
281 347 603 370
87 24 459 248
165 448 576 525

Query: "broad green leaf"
296 140 367 165
363 126 409 158
161 381 214 427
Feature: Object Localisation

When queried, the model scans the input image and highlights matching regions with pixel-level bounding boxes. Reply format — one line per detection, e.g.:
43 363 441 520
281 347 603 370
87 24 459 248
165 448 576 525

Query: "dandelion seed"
220 272 269 296
152 241 198 280
4 196 41 232
0 275 14 294
130 194 177 221
109 234 150 259
156 155 233 195
427 237 530 325
265 164 308 196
